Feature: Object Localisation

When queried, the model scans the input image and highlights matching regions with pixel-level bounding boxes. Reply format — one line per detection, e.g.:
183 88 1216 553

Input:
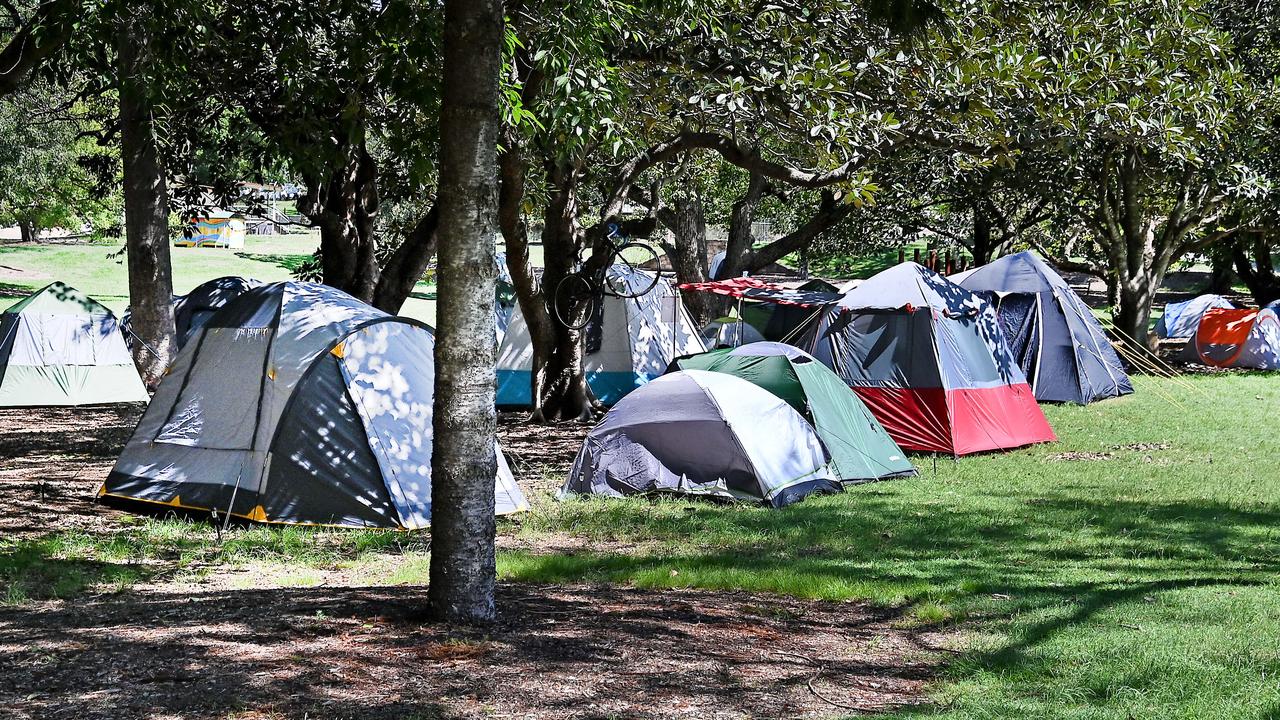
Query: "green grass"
807 240 941 279
0 232 439 324
0 517 428 603
496 372 1280 719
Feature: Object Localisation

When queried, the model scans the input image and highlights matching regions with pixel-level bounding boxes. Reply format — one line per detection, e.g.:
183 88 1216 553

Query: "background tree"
0 83 119 243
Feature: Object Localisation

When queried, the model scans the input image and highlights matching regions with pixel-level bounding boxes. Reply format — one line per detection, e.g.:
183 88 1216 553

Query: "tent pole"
736 297 744 347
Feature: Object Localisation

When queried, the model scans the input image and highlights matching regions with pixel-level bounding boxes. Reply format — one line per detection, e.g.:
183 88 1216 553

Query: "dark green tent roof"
4 282 114 316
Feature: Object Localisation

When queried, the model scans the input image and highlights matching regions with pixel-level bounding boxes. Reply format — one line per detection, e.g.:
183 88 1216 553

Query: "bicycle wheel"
553 273 598 330
606 242 662 298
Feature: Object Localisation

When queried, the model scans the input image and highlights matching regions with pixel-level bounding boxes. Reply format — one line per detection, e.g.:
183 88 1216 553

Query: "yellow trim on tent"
331 341 345 358
96 491 411 530
267 367 276 381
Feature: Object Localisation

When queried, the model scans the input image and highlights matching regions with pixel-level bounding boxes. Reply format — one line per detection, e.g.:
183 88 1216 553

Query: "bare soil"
0 407 946 719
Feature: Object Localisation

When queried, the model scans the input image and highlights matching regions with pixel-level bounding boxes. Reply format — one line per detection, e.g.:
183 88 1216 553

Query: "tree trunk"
529 165 594 421
370 206 440 313
1207 242 1236 294
662 191 717 325
118 14 175 388
427 0 502 625
1113 273 1158 349
17 220 34 244
971 210 993 265
1233 232 1280 306
298 143 381 303
717 170 766 279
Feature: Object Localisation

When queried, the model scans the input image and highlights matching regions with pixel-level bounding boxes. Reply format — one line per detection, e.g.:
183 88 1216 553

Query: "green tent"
671 341 916 483
0 282 149 406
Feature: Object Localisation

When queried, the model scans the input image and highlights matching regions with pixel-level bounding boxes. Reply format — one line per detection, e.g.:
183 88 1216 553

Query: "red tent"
801 263 1056 455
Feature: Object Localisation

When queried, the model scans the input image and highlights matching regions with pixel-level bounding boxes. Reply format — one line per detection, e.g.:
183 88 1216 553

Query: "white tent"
496 265 705 406
0 282 148 406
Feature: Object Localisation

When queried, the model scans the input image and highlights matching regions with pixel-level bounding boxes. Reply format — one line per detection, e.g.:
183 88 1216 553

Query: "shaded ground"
0 583 940 720
0 405 145 539
0 406 588 541
0 407 942 719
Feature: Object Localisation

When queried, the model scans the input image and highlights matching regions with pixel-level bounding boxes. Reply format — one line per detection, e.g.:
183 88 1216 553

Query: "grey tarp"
101 281 527 528
563 369 841 507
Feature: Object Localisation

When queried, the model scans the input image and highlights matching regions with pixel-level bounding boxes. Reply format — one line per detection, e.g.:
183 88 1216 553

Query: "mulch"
0 583 942 719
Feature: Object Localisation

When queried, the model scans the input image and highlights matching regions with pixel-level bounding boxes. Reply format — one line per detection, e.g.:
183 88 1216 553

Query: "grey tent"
123 276 262 351
0 282 149 406
953 251 1133 404
1155 294 1235 338
671 342 916 483
173 276 263 348
563 369 841 507
101 281 527 528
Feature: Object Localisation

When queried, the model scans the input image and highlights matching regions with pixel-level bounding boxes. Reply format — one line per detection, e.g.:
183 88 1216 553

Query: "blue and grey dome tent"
101 281 527 528
954 251 1132 404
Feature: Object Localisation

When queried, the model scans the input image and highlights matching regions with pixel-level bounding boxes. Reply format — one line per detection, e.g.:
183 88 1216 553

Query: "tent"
1182 307 1280 369
741 279 842 341
0 282 149 406
174 212 247 249
173 276 263 348
497 265 705 406
679 277 843 343
1155 294 1234 338
671 342 916 482
562 370 842 507
100 281 528 528
700 315 766 348
953 251 1133 404
800 262 1055 456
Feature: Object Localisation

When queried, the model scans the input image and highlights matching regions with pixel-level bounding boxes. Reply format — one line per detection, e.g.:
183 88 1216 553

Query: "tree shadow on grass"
234 251 314 274
509 491 1280 713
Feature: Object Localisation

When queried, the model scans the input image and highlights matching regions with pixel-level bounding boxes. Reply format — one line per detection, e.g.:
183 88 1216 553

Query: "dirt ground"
0 406 945 719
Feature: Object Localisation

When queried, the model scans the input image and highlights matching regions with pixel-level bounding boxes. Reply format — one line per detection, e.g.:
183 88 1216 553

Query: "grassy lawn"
0 233 440 324
502 372 1280 719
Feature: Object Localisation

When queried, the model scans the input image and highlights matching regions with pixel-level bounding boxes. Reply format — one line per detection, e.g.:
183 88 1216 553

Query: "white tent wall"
496 267 704 406
0 294 148 406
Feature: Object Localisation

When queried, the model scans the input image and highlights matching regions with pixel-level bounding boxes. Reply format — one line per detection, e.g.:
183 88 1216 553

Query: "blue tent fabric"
955 252 1133 404
1155 295 1234 338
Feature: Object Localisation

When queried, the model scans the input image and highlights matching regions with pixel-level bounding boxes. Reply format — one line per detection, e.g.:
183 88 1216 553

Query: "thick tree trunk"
118 16 175 388
17 220 34 244
298 143 381 303
717 171 766 280
530 165 594 421
1114 274 1158 349
428 0 502 625
370 206 440 313
662 192 717 325
1207 243 1236 294
1233 232 1280 306
972 211 993 265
